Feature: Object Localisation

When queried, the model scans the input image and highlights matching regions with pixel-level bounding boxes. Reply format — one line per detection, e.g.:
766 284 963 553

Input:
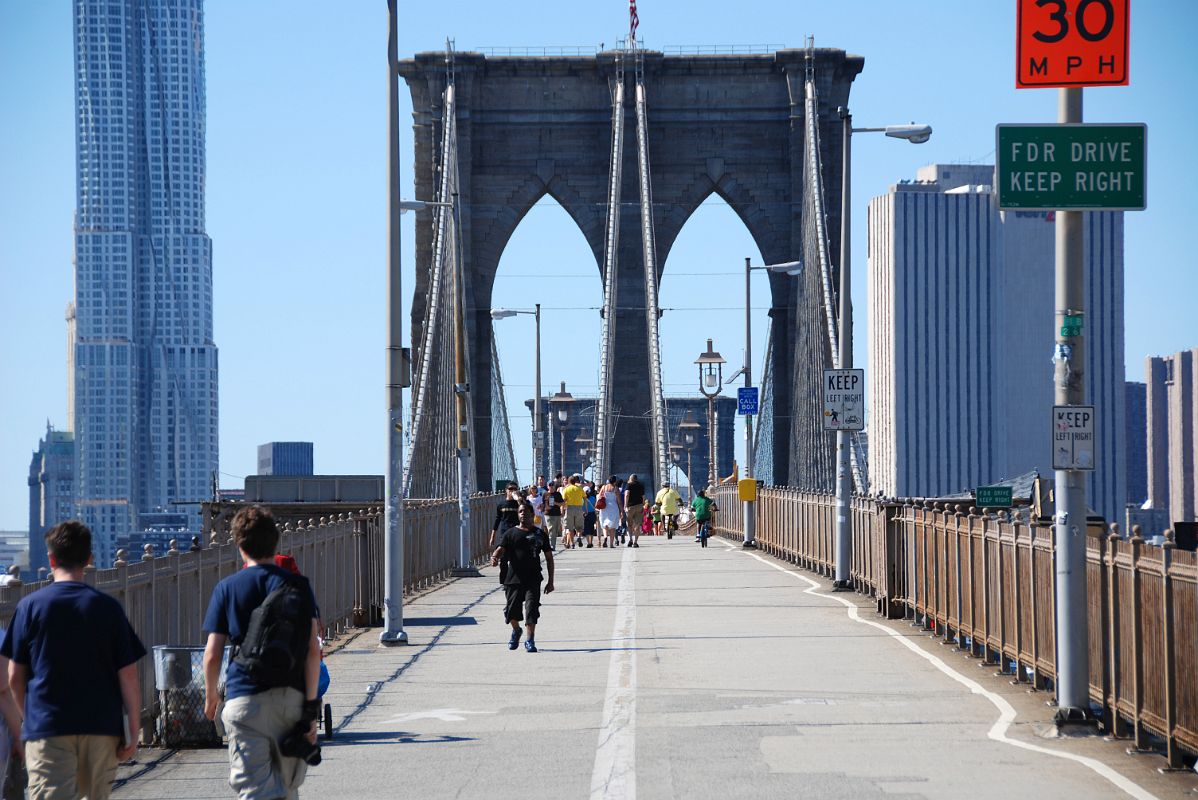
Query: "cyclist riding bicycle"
654 482 682 540
691 489 719 548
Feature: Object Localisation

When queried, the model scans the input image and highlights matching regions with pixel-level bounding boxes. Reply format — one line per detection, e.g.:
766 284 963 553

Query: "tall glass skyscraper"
73 0 218 565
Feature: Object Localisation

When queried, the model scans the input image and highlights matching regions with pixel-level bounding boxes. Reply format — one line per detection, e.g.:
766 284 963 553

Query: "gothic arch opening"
659 194 774 496
490 195 603 486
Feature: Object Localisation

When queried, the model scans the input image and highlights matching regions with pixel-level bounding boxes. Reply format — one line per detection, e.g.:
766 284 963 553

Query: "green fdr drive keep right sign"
997 124 1145 211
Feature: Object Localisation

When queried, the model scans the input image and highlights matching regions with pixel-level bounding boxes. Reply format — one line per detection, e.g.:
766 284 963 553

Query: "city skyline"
2 3 1196 529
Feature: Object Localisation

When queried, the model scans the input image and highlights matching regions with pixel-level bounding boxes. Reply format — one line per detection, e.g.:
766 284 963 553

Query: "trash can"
153 645 227 747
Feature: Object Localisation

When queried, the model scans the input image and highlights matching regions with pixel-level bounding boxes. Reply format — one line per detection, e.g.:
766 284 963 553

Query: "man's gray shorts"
221 686 309 800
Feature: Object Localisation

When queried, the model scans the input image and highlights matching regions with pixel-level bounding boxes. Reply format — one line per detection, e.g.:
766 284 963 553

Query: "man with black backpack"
202 506 321 799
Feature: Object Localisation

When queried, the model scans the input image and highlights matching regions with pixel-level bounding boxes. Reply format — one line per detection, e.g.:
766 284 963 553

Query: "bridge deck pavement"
113 534 1191 800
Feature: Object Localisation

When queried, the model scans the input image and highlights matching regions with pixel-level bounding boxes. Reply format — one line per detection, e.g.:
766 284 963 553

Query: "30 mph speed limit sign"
1017 0 1129 88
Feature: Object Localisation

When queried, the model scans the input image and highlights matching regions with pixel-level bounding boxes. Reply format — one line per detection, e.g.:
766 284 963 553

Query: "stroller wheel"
323 703 333 739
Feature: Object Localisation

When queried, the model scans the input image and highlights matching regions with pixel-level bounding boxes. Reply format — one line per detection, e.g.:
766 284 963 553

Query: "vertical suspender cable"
804 69 866 493
404 81 456 496
633 71 670 488
594 64 626 481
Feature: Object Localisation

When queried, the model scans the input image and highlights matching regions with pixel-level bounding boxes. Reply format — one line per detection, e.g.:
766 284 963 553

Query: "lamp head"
884 124 932 144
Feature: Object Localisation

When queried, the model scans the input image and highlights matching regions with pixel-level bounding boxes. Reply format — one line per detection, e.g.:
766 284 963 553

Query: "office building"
72 0 218 565
1125 381 1147 507
65 302 76 431
27 424 76 576
257 442 315 477
868 164 1125 521
1145 349 1198 525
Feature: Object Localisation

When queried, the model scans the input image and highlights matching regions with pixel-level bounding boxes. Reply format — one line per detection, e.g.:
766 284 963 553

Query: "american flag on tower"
629 0 639 46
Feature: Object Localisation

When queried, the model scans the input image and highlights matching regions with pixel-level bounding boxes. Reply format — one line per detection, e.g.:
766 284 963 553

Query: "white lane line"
590 544 637 800
718 541 1159 800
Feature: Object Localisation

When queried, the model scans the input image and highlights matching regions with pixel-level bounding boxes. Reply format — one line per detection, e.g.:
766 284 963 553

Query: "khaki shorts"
222 687 308 800
26 734 120 800
543 515 562 538
624 503 643 528
565 505 585 531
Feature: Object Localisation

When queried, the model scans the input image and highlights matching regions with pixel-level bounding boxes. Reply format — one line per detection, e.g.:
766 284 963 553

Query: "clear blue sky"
2 1 1195 528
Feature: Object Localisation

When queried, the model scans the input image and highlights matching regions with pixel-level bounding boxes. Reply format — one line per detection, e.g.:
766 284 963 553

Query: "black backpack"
233 574 313 687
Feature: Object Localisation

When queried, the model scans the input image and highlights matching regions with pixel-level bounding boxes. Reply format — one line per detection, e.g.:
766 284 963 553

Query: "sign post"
1013 0 1134 725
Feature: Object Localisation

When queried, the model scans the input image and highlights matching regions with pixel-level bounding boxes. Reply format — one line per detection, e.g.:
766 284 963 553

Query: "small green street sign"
1061 314 1083 337
976 485 1013 508
996 124 1146 211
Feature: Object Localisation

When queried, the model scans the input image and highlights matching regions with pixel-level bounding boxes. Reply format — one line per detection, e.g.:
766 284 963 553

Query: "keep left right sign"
1053 405 1096 470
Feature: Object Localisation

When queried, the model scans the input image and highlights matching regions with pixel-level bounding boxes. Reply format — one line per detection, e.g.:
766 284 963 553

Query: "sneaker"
524 640 538 653
587 543 593 548
508 630 521 650
633 542 640 548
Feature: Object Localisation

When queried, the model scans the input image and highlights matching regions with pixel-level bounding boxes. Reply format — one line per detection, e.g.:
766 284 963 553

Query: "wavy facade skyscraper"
73 0 217 565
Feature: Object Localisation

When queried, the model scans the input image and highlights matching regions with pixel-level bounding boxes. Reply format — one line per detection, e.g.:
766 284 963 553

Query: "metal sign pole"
833 112 853 589
380 0 407 644
742 257 757 547
1052 85 1090 721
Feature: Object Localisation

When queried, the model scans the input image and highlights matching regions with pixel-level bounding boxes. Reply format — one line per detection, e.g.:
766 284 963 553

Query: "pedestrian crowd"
0 476 722 799
489 472 720 655
489 472 704 557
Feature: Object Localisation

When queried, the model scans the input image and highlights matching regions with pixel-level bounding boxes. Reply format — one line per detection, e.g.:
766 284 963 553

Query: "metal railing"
475 45 602 57
660 44 786 55
1 494 498 743
710 486 1198 766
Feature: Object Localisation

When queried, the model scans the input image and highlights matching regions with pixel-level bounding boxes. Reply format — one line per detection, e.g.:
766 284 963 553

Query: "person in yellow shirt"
654 483 682 539
561 475 587 549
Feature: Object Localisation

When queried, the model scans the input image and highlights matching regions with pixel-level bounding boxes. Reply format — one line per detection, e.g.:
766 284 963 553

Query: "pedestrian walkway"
113 535 1192 799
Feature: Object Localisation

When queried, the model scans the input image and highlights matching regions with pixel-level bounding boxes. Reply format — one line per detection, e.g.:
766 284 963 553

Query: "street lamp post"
678 412 701 503
742 257 804 548
491 306 541 483
550 382 575 476
833 108 931 589
382 0 405 644
382 4 456 644
695 340 726 492
574 431 593 480
670 445 683 492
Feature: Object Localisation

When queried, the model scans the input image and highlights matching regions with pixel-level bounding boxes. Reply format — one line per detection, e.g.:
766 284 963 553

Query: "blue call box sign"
737 387 759 415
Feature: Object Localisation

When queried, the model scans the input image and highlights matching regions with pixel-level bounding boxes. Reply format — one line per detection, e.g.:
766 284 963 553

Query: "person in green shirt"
691 489 719 547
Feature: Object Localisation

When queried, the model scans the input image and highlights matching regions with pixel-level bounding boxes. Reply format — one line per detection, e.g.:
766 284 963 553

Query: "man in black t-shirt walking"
490 501 555 652
490 483 522 584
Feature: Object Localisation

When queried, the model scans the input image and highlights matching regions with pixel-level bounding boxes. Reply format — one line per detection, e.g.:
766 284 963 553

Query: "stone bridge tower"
399 48 863 490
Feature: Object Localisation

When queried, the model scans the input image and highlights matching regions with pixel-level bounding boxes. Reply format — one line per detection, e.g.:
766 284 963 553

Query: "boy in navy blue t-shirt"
1 520 145 799
203 506 320 800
